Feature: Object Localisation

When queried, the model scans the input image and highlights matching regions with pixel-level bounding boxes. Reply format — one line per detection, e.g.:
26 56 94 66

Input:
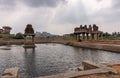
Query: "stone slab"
1 67 19 78
36 68 111 78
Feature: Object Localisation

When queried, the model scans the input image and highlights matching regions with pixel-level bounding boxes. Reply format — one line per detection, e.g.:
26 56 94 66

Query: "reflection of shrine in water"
74 24 103 41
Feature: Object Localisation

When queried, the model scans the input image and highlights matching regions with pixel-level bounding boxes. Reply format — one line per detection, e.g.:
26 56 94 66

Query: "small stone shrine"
23 24 36 51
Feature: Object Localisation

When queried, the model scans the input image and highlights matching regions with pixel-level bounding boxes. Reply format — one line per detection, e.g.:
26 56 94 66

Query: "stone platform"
23 44 36 52
23 44 36 48
23 42 36 51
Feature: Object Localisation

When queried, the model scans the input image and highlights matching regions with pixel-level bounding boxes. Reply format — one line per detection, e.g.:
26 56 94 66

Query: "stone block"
1 67 19 78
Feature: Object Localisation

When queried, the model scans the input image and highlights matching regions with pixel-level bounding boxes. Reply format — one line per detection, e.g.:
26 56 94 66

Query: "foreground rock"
1 67 19 78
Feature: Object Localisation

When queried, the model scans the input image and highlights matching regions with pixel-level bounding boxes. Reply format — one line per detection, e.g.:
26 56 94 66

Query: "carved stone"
74 24 103 41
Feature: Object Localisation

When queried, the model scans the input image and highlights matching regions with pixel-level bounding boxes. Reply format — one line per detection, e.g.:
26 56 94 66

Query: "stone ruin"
23 24 36 52
74 24 103 41
24 24 34 35
0 26 12 34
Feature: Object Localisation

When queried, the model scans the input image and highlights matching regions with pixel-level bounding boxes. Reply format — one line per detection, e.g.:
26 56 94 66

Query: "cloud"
89 0 120 24
0 0 67 13
0 0 120 35
53 0 88 25
11 7 55 34
96 0 103 2
112 0 120 9
0 0 17 11
87 0 120 33
0 0 16 5
0 0 67 11
21 0 67 8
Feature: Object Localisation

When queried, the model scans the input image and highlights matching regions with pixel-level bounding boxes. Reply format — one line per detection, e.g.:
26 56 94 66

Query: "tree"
103 32 111 37
14 33 24 39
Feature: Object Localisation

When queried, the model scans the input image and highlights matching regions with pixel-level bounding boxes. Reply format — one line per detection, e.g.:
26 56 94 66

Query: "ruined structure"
74 24 103 41
23 24 36 51
0 26 12 34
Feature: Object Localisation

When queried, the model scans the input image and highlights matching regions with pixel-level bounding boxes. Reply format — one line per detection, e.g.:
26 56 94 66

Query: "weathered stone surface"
1 67 19 78
82 61 100 70
36 61 118 78
36 68 111 78
82 61 118 74
78 66 84 71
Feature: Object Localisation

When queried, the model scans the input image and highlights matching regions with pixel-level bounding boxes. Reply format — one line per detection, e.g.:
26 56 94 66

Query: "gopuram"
23 24 36 51
74 24 103 41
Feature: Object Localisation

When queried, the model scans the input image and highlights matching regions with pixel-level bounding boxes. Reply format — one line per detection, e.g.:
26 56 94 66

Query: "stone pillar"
86 33 89 40
79 33 81 40
83 33 85 40
95 33 99 40
91 33 94 40
74 34 76 40
24 35 26 44
89 33 92 40
97 33 99 40
94 33 97 40
78 33 81 41
32 36 34 43
76 34 79 41
94 34 96 40
76 34 77 40
74 34 77 40
100 33 103 40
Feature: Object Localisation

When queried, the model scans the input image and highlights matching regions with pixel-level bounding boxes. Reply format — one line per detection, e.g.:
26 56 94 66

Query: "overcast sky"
0 0 120 35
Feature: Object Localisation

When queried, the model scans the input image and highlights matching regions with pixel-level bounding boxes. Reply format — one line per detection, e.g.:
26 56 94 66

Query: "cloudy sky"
0 0 120 35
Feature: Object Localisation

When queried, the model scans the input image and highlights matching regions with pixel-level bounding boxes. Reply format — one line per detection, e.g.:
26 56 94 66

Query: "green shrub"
0 34 3 38
13 33 24 39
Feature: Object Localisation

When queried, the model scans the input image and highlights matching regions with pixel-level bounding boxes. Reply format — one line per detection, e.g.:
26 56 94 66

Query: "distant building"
0 29 3 34
0 26 12 34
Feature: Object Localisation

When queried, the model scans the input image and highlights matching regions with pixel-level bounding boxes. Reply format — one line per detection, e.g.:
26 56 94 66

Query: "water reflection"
0 44 120 78
24 50 36 78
